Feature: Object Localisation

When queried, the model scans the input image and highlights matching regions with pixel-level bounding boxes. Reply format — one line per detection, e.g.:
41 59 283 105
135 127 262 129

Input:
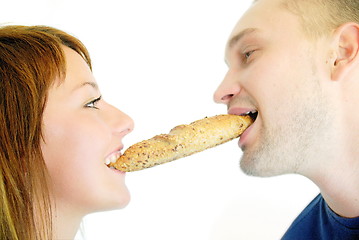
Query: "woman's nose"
213 71 241 104
117 114 134 137
107 104 134 137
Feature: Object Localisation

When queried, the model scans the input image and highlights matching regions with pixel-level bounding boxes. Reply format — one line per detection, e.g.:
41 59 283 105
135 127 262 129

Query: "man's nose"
213 71 241 104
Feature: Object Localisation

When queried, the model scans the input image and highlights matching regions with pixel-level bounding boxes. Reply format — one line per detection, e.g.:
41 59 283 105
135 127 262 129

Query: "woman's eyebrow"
72 81 99 92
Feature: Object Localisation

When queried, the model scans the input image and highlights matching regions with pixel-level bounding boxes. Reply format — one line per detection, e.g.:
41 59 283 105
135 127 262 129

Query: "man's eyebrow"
228 28 259 49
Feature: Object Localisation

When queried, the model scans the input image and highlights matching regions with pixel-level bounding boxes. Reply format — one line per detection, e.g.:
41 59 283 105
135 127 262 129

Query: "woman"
0 25 134 239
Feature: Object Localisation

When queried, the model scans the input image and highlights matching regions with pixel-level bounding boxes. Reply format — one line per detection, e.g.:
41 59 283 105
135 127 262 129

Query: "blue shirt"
282 194 359 240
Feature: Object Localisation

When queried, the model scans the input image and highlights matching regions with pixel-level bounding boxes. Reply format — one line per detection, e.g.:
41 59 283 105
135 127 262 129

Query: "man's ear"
331 22 359 81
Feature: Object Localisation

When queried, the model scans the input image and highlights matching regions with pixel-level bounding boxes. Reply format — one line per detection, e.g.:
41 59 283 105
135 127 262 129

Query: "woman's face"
41 47 134 214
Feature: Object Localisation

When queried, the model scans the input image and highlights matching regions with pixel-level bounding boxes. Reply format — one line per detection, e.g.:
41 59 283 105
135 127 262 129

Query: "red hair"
0 25 91 240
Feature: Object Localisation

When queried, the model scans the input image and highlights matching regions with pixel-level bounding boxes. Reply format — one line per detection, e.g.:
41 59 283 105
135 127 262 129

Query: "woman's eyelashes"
243 49 256 62
245 50 254 58
85 96 102 109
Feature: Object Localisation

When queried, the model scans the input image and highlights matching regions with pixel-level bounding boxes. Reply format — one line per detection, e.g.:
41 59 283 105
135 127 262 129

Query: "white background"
1 0 319 239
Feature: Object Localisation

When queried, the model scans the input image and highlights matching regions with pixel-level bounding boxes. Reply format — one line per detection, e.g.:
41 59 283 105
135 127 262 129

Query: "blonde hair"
281 0 359 38
0 25 91 240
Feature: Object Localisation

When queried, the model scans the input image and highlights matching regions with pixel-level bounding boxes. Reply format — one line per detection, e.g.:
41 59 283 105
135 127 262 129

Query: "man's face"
214 0 334 177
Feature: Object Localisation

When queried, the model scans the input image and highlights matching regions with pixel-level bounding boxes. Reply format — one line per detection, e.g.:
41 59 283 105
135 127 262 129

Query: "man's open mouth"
242 110 258 122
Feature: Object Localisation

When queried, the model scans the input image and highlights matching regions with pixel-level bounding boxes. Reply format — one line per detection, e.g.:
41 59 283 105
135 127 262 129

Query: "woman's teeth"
105 151 122 165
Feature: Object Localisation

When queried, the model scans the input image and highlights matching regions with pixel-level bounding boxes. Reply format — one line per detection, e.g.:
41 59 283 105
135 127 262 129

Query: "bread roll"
110 114 253 172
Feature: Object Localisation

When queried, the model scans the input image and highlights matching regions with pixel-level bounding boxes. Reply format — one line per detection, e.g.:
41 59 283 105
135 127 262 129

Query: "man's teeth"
105 151 122 165
244 110 257 115
242 110 258 121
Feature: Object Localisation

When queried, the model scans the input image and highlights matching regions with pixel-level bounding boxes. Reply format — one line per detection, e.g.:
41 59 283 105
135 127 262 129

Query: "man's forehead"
227 0 288 42
226 2 265 45
224 0 302 60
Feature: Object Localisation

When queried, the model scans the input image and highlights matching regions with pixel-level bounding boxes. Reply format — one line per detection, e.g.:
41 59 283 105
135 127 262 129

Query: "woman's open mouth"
105 151 122 167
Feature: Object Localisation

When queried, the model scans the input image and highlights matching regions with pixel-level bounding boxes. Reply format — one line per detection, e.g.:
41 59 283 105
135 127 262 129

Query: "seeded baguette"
110 114 253 172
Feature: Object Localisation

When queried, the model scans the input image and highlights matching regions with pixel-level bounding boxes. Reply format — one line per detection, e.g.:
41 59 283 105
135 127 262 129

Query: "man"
213 0 359 239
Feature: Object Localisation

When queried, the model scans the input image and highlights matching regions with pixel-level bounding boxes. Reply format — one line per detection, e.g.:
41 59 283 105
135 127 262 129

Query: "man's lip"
239 121 255 145
228 107 257 116
228 107 258 147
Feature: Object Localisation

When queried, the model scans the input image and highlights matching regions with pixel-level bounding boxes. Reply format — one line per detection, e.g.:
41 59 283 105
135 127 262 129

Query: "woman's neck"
52 203 84 239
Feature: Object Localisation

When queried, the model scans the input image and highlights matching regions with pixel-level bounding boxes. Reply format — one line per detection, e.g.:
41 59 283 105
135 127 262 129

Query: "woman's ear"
331 22 359 81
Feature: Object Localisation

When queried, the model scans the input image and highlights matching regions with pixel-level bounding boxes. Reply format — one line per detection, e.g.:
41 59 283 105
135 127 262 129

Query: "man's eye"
85 96 102 109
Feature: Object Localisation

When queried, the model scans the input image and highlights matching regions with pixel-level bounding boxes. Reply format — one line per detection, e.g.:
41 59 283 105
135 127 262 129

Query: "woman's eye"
244 50 255 60
85 96 102 109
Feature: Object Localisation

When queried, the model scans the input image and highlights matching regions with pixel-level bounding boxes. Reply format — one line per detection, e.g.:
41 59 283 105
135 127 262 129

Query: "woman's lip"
105 150 123 165
109 166 126 175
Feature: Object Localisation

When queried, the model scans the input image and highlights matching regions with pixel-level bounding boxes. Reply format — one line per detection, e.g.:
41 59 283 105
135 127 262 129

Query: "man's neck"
316 160 359 218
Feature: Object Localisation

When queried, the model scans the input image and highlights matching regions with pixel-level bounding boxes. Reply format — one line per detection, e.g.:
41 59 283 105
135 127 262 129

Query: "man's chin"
239 155 282 177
